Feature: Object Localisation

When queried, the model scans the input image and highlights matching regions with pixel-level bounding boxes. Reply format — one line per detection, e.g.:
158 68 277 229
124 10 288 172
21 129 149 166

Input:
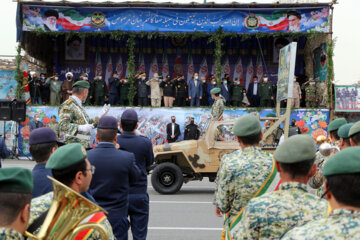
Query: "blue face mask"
41 77 45 80
99 76 102 80
224 81 227 85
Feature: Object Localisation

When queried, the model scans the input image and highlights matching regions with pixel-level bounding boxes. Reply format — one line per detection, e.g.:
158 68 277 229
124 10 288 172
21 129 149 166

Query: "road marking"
148 227 222 231
150 201 213 204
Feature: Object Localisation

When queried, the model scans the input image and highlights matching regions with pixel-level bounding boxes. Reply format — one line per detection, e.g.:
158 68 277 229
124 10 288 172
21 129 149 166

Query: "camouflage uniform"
283 209 360 240
58 96 94 148
211 96 225 121
304 83 317 108
262 125 283 146
0 228 24 240
215 146 273 224
235 182 328 240
46 122 59 138
308 151 330 196
316 82 328 107
29 192 115 240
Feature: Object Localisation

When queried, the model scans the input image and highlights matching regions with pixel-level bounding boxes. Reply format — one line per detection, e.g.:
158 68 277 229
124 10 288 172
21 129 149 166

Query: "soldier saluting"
58 81 109 148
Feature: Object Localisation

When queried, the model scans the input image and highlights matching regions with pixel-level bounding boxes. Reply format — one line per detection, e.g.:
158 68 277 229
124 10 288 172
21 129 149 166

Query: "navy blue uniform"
32 163 53 198
88 142 140 240
0 136 10 168
117 132 154 240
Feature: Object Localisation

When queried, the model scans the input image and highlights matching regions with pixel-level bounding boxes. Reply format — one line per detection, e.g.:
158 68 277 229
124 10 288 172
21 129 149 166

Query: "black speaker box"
11 100 26 122
0 99 12 121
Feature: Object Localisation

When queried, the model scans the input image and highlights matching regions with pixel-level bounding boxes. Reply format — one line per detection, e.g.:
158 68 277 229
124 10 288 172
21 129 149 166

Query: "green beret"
0 168 33 193
72 80 90 89
233 114 261 137
266 113 276 118
274 135 316 163
338 123 354 139
328 118 347 132
46 143 87 170
323 146 360 176
349 121 360 138
210 88 221 95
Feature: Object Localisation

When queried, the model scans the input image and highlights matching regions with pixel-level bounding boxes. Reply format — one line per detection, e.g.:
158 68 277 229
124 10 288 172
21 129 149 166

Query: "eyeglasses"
86 165 96 174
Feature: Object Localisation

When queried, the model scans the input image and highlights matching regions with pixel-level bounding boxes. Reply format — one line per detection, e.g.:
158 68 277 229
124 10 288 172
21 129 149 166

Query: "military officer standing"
175 75 188 107
45 73 62 105
231 78 244 107
236 135 328 240
119 77 130 106
93 73 108 106
283 147 360 240
262 113 283 146
303 78 317 108
259 75 274 107
0 168 33 239
46 115 60 138
58 80 109 148
184 117 200 140
210 88 225 121
292 76 302 108
215 114 279 239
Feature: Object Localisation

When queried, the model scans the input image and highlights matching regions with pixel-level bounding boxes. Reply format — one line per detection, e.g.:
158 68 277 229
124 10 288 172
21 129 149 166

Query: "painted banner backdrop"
0 71 17 100
335 86 360 112
21 5 330 33
16 106 329 158
313 43 328 82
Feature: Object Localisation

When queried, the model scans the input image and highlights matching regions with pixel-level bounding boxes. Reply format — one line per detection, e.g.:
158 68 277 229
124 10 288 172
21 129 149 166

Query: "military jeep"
151 120 241 194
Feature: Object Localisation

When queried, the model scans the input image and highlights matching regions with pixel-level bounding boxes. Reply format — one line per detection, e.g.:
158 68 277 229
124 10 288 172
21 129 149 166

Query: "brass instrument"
25 176 109 240
319 142 340 157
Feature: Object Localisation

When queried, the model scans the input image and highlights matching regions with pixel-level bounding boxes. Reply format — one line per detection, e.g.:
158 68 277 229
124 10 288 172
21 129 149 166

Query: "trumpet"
25 176 108 240
319 142 340 157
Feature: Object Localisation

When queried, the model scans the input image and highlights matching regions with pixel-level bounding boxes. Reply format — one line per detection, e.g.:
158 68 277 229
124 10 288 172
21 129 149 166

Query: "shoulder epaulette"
66 99 73 105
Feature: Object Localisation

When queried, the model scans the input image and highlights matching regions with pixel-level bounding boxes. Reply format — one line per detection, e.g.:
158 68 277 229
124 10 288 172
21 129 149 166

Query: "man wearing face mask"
39 73 50 105
160 75 175 107
184 117 200 140
292 76 302 108
200 76 209 106
61 72 74 102
108 71 120 105
207 76 217 106
247 76 260 107
146 73 162 107
45 73 62 105
29 72 42 105
29 114 44 132
303 78 317 108
119 76 130 106
175 75 188 107
166 116 181 143
188 73 203 107
93 73 108 106
136 73 150 107
231 77 244 107
58 81 110 148
259 74 275 108
220 78 231 106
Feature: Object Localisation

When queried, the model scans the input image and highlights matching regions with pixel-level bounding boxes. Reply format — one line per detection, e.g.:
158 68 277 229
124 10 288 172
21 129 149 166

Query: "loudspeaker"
0 99 12 121
11 100 26 122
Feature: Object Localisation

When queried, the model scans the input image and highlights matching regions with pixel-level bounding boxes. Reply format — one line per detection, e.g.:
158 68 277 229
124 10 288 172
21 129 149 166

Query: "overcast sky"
1 0 359 85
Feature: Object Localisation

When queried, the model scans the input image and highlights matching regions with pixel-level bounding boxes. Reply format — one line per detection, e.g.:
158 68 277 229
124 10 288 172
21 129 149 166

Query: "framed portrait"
65 36 85 61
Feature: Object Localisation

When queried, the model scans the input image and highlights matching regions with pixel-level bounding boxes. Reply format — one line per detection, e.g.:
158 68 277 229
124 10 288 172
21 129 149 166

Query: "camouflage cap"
328 118 347 132
274 135 316 163
323 146 360 176
46 143 87 170
349 121 360 138
72 80 90 89
233 114 261 137
338 123 354 139
210 88 221 95
0 168 33 193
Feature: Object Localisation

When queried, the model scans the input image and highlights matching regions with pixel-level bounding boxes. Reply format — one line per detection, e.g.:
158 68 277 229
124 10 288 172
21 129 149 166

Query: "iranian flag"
95 50 102 76
161 49 169 78
149 55 159 79
104 55 112 87
258 12 289 31
57 9 92 31
255 53 264 81
221 55 231 79
233 56 244 85
186 50 194 82
115 55 124 79
173 49 183 78
199 56 208 80
138 49 146 74
245 57 254 90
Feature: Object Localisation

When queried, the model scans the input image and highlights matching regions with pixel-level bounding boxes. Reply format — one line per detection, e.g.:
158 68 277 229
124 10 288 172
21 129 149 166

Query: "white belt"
65 133 90 141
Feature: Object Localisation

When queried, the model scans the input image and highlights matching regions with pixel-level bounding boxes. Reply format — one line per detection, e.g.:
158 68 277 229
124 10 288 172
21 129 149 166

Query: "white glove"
98 104 111 119
78 124 94 133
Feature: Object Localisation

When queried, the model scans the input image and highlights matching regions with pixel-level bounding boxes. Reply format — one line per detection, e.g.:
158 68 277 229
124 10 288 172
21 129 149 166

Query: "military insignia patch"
66 99 73 105
244 14 260 29
63 113 71 119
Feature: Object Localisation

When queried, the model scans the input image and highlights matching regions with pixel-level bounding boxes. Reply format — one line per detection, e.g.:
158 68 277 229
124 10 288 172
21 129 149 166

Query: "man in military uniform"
108 71 120 105
231 78 244 107
236 135 328 239
184 117 200 140
262 113 283 146
215 114 279 239
29 143 115 239
349 121 360 146
303 78 317 108
136 73 149 107
338 123 354 150
93 73 108 106
316 81 328 107
210 88 225 121
175 75 188 107
259 74 274 108
283 147 360 240
292 76 302 108
46 115 59 138
45 73 62 105
119 77 130 106
117 109 154 240
88 116 140 240
58 81 109 148
0 168 33 239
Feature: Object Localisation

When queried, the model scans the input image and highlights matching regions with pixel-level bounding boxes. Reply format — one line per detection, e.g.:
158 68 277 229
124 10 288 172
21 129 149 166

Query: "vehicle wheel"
151 162 184 194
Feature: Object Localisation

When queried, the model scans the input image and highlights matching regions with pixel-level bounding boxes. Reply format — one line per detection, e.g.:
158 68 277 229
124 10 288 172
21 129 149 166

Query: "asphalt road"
2 159 223 240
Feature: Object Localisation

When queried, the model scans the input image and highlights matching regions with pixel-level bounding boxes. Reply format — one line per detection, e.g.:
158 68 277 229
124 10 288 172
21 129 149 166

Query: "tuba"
25 176 109 240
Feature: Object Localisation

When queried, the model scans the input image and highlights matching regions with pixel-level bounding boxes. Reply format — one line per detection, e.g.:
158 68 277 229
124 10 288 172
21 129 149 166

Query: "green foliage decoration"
126 34 136 106
15 44 24 99
327 38 336 105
